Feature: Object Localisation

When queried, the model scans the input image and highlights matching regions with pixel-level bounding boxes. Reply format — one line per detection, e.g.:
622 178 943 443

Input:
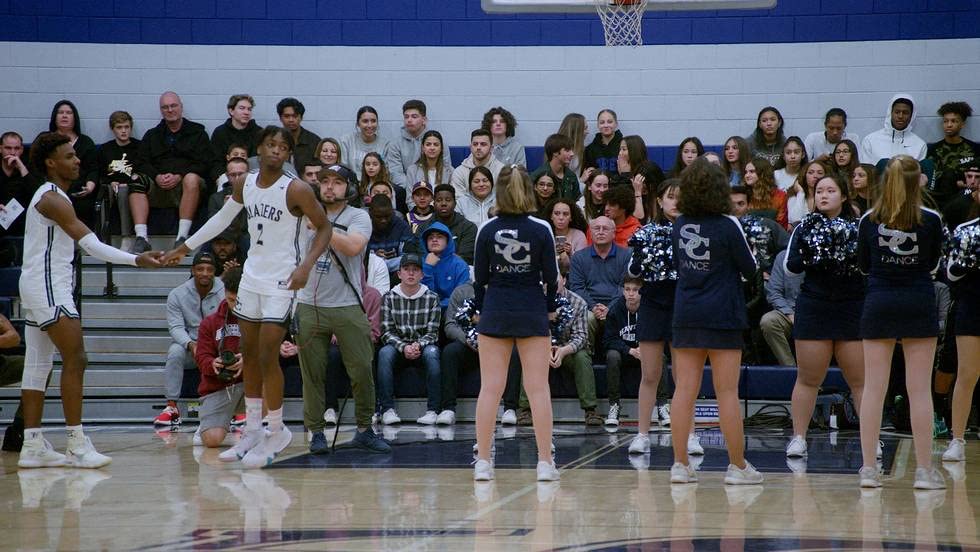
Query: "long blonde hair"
871 155 922 231
495 165 537 215
557 113 586 174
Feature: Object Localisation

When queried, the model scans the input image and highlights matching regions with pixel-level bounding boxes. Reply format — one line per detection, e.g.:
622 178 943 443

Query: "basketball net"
594 0 648 46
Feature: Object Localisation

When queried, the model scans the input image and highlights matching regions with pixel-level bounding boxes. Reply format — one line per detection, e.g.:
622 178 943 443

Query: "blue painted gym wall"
2 0 979 46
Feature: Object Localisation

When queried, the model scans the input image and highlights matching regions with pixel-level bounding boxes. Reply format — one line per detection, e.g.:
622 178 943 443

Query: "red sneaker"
153 405 180 426
230 414 246 427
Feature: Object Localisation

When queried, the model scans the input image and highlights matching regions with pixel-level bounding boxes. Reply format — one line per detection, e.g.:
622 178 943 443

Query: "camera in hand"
217 350 238 382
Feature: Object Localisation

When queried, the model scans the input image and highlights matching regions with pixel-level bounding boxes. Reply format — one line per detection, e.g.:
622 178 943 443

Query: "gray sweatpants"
165 342 198 401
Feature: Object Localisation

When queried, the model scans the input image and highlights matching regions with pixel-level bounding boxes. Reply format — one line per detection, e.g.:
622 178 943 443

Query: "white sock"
24 428 42 442
245 397 263 432
134 224 148 239
177 219 192 239
66 425 85 447
266 408 284 432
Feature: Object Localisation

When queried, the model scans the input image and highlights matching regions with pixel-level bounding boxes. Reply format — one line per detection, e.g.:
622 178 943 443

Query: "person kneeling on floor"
194 266 246 448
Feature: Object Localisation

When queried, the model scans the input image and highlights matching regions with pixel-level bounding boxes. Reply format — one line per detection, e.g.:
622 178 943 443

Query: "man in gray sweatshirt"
155 251 224 426
761 250 802 367
384 99 453 191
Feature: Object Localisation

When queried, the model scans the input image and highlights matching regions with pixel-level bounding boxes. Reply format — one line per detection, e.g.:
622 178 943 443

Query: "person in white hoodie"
451 129 503 199
457 166 497 226
339 106 389 173
384 99 453 191
861 94 928 164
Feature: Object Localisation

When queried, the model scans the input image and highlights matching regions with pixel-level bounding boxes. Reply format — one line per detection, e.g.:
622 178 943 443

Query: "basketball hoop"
593 0 648 47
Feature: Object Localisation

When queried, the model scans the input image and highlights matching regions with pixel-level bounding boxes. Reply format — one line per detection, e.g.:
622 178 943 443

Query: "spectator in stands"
598 185 642 249
137 91 211 248
314 137 342 167
407 181 436 234
385 99 453 191
617 135 655 183
761 250 802 367
602 275 645 427
579 170 610 223
296 164 389 454
532 172 557 213
632 161 667 223
517 260 601 426
0 313 26 451
861 94 927 163
193 266 244 448
927 101 979 211
419 222 471 308
0 131 36 237
667 137 704 178
441 282 523 426
378 253 442 425
851 163 877 215
368 194 413 283
451 129 503 200
277 97 320 173
743 158 788 229
155 251 225 427
786 160 827 226
748 106 786 166
98 111 147 245
583 109 623 176
831 139 860 190
206 156 249 243
730 185 790 274
943 163 980 229
546 198 589 264
406 130 452 208
209 94 262 182
571 216 630 353
482 106 526 167
48 100 99 228
558 113 588 179
340 106 390 173
407 184 476 264
774 136 807 192
301 161 322 186
805 108 859 163
362 155 406 214
210 228 245 277
458 166 496 227
532 133 580 202
722 136 751 187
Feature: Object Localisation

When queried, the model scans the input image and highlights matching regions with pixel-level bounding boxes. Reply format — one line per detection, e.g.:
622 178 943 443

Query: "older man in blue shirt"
569 216 630 354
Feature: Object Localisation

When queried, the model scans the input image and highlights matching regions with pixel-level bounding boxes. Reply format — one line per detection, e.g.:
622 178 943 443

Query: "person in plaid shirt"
377 253 442 426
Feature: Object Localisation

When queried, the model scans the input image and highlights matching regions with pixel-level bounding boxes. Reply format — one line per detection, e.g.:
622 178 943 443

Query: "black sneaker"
130 236 151 254
1 417 24 452
309 430 330 455
881 409 896 431
350 428 392 454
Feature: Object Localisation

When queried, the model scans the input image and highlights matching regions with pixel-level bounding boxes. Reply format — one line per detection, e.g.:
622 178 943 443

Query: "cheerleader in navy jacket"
625 178 680 455
942 213 980 463
472 165 560 483
856 155 945 490
783 175 866 459
668 159 763 485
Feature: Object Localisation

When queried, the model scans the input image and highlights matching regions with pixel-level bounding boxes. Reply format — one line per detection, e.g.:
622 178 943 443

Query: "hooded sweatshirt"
583 130 624 173
195 299 242 397
492 136 527 167
166 276 225 349
406 212 477 264
861 93 927 163
210 118 263 181
381 283 442 351
384 126 454 189
420 221 472 308
450 153 504 199
339 131 390 174
457 187 496 227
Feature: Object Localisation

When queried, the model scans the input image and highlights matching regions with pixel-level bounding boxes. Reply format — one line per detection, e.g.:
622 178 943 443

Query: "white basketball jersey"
240 171 303 297
20 183 76 308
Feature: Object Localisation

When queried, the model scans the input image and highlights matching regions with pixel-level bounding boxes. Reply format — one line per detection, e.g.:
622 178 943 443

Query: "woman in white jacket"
457 166 496 226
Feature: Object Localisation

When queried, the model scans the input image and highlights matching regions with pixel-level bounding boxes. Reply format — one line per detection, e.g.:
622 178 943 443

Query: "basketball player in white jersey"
163 126 332 468
17 132 163 469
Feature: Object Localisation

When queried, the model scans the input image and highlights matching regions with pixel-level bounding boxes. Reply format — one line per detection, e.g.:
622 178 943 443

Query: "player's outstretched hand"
287 266 311 290
136 251 165 269
161 244 191 267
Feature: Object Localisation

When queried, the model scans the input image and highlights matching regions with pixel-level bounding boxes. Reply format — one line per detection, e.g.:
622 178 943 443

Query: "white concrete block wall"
1 39 978 150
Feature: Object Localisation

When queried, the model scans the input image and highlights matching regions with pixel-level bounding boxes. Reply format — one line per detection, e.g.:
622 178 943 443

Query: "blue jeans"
376 344 441 412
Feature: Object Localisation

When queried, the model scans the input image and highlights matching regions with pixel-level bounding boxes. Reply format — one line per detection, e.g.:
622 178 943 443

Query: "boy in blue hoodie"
420 222 471 309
